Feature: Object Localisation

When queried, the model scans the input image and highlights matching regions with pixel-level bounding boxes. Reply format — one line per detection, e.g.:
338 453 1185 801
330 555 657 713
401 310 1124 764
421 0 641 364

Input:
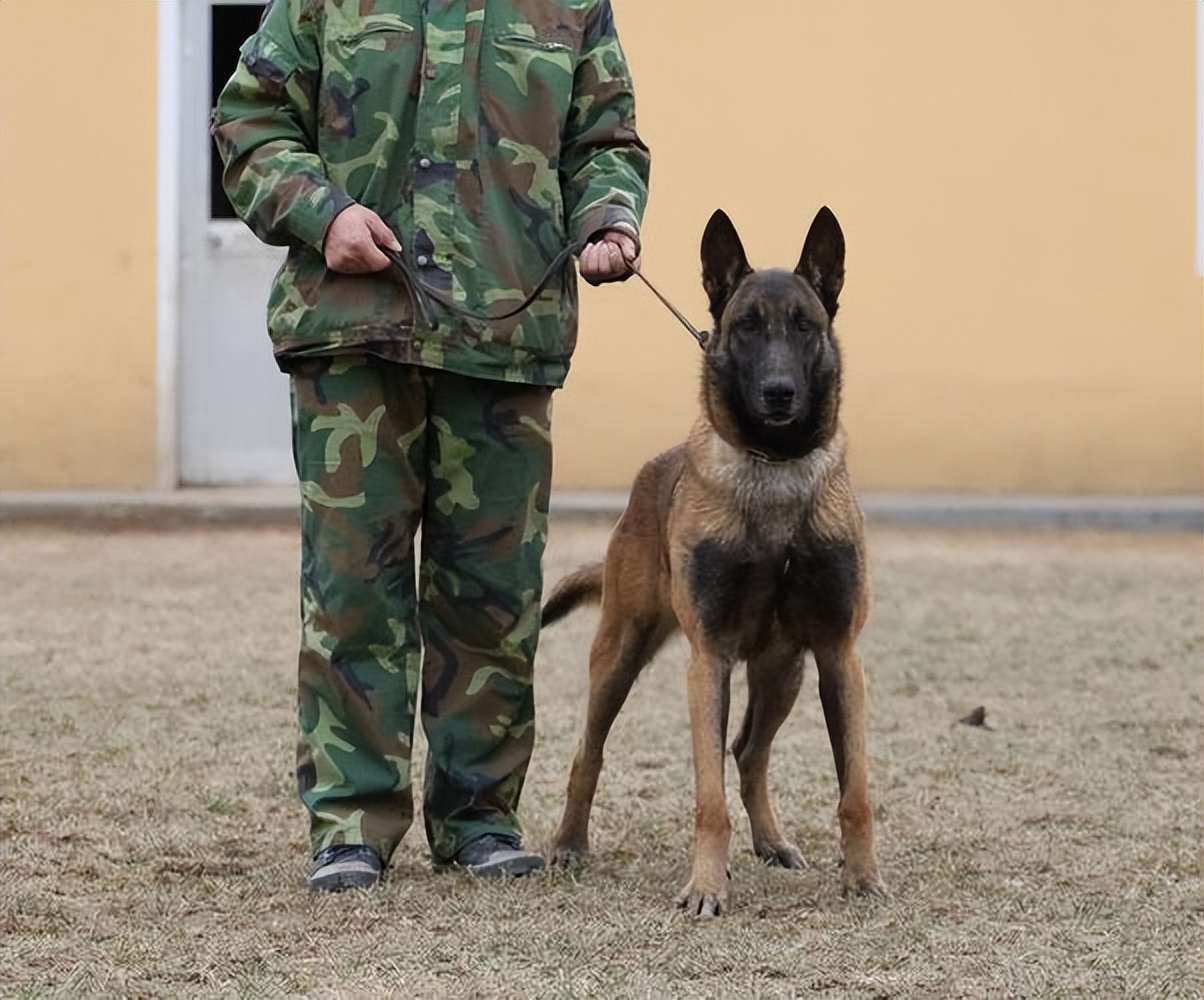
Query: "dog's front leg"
814 640 886 898
734 648 808 869
676 645 733 918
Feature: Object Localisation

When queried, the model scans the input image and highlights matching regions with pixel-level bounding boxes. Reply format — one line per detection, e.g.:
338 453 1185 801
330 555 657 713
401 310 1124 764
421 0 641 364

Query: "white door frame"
156 0 183 488
156 0 293 487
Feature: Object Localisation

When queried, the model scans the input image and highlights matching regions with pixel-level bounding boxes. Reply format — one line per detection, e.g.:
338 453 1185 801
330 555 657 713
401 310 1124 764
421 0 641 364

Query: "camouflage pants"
289 356 553 865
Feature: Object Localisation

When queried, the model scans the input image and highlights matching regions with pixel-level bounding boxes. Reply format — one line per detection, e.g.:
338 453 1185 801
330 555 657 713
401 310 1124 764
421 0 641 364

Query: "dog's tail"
541 562 604 626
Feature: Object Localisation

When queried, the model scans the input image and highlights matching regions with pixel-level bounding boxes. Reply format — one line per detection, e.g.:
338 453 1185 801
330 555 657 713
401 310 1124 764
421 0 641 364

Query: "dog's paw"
841 871 888 899
676 883 727 919
754 839 808 870
548 841 588 868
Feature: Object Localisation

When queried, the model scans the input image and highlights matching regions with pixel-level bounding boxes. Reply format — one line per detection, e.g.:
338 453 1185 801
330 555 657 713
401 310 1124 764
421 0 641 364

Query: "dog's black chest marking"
689 535 861 656
688 539 781 650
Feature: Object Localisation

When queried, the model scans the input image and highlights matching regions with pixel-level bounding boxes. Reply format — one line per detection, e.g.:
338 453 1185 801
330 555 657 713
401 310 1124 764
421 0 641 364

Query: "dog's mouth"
755 392 804 427
759 411 798 428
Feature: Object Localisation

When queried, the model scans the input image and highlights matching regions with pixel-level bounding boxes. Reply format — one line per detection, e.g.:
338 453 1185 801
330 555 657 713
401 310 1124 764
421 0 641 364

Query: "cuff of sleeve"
571 206 641 254
586 220 639 245
291 184 357 254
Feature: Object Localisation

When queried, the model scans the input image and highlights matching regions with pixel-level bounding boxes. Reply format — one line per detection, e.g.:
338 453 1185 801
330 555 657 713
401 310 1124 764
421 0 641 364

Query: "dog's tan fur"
543 207 884 916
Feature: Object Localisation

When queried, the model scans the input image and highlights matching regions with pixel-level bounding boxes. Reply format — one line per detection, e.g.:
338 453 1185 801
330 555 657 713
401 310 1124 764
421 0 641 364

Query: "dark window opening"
210 3 267 220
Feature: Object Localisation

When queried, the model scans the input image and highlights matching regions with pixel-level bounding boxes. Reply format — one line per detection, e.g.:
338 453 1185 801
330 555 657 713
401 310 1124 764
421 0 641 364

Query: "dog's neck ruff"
694 426 847 530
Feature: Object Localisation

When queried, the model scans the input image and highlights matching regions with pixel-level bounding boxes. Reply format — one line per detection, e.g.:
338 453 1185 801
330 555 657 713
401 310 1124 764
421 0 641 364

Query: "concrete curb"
859 493 1203 533
1 488 1199 532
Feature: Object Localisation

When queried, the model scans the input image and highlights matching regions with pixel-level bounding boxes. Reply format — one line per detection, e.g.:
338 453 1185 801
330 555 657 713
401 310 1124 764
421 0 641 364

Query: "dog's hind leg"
733 649 808 869
550 612 673 866
814 640 886 897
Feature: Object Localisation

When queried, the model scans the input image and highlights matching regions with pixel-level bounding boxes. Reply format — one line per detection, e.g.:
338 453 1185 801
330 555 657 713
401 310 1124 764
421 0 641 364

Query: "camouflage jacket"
212 0 650 386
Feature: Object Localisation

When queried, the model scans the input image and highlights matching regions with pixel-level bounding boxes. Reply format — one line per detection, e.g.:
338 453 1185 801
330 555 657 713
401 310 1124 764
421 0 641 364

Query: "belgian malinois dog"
543 206 885 916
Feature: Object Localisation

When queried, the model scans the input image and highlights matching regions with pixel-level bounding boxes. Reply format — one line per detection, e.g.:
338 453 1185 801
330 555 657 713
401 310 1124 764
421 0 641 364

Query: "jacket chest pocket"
320 17 421 148
481 33 576 158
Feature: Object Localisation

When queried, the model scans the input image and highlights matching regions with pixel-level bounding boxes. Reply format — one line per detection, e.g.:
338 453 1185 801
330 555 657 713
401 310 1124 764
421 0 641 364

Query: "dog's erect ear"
795 206 845 319
701 209 752 323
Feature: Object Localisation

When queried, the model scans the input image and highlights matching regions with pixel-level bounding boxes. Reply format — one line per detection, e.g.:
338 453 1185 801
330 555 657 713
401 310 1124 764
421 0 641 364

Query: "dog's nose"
761 377 796 409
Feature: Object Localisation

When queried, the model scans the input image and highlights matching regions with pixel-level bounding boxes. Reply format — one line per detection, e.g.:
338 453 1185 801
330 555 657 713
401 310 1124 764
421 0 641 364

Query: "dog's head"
699 207 846 461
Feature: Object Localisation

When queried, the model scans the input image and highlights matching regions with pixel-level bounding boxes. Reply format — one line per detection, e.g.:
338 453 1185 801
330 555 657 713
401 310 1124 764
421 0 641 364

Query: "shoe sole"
308 858 382 893
437 854 546 878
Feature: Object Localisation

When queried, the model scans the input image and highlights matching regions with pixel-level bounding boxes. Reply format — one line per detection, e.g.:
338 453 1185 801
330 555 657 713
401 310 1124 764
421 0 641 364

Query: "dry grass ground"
1 517 1200 999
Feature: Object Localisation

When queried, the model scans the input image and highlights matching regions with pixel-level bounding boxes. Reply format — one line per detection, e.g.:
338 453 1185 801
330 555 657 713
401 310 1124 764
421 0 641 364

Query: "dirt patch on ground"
1 519 1200 997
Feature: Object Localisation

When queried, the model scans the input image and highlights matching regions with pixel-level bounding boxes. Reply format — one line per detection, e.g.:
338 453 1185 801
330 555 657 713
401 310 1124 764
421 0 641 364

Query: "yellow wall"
0 1 159 489
0 1 1199 494
560 0 1202 493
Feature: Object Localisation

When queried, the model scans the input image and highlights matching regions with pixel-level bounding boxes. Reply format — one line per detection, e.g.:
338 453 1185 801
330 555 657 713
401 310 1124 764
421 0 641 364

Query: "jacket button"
416 255 430 266
424 64 438 79
417 156 432 169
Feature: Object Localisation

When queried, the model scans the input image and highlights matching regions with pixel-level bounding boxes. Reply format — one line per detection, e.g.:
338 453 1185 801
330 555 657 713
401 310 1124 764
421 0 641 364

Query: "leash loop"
379 242 708 350
379 242 579 328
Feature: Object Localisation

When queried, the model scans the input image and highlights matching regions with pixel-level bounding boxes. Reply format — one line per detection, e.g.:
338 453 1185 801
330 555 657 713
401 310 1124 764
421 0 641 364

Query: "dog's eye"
791 310 814 333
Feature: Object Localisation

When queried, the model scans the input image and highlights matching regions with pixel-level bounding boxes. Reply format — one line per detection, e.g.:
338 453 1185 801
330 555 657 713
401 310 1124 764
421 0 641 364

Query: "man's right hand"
323 204 401 274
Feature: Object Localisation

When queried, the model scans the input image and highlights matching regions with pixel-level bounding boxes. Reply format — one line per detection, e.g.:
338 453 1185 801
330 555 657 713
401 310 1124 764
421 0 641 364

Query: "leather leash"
379 242 578 329
380 242 708 350
628 266 708 349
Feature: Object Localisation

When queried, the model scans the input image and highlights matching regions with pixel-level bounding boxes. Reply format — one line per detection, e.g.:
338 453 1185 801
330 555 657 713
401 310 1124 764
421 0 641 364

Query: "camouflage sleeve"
561 0 651 251
210 0 353 252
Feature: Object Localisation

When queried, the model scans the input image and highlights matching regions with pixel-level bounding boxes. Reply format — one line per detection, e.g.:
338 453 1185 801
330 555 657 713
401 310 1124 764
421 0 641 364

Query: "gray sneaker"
307 844 382 893
449 834 545 878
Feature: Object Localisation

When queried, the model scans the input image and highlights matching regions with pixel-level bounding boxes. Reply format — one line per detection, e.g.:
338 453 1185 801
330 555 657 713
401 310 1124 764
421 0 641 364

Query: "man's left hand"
579 229 639 285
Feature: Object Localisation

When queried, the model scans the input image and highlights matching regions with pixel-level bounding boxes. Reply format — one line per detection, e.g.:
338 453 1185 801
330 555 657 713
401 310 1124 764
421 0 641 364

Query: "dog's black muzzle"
759 376 799 423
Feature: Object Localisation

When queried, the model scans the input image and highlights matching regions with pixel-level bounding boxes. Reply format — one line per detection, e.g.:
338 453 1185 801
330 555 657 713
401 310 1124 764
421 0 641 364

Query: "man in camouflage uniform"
212 0 649 891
